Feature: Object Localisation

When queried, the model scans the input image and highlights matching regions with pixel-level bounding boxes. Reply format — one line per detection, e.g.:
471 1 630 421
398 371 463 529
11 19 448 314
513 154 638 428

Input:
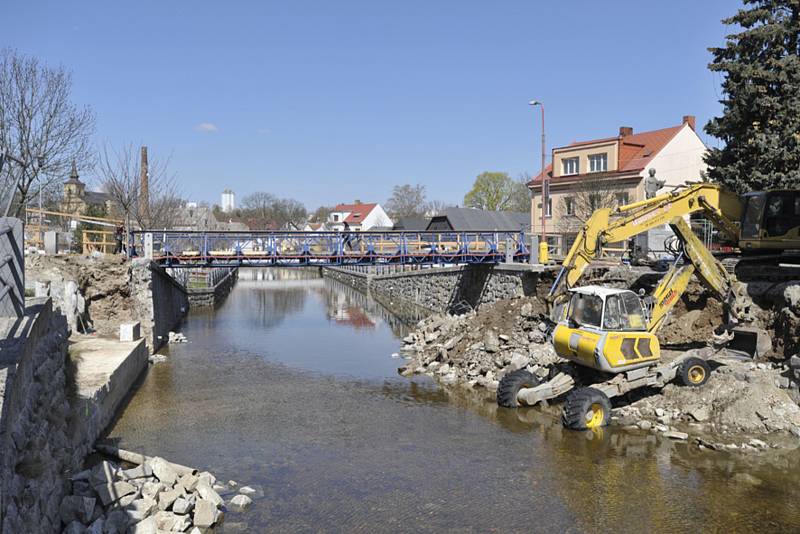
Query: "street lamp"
529 100 548 263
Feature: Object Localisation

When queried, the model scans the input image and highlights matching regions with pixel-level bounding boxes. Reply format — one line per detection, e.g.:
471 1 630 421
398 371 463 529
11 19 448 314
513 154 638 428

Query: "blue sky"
5 0 736 209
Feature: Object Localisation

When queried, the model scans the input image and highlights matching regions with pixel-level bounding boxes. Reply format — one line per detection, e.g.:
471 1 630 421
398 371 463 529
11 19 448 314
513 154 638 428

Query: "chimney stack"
619 126 633 137
139 146 149 224
682 115 696 130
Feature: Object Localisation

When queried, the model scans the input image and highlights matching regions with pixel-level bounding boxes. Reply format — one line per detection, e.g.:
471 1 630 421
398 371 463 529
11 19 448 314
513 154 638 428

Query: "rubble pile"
60 456 255 533
399 297 559 390
614 358 800 439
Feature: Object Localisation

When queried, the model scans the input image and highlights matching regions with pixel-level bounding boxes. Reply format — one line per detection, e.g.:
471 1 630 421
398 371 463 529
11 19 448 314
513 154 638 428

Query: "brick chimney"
682 115 696 130
619 126 633 137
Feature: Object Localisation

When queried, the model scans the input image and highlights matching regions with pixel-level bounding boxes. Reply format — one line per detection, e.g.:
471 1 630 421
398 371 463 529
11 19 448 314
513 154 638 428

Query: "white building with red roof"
528 115 707 254
328 202 393 232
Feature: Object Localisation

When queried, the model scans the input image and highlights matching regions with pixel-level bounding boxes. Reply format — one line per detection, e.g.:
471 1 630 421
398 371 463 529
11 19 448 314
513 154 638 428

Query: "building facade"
528 115 707 255
328 203 393 231
60 162 114 216
221 189 235 213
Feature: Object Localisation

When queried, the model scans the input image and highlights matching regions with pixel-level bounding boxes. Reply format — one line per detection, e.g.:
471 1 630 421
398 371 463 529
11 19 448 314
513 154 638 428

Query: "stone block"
228 493 252 512
148 456 178 485
120 321 141 342
44 231 58 254
195 481 224 507
158 487 183 511
172 496 193 515
193 499 219 528
93 480 136 506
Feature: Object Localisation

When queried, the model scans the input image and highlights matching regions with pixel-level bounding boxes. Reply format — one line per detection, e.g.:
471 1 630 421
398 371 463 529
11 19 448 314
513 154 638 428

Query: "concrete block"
120 321 141 342
44 231 57 254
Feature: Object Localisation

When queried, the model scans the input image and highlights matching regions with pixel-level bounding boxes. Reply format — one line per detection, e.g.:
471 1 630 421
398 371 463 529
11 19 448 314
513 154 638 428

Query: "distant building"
426 207 529 232
174 201 249 232
60 161 114 216
328 202 393 231
221 189 235 213
393 216 430 232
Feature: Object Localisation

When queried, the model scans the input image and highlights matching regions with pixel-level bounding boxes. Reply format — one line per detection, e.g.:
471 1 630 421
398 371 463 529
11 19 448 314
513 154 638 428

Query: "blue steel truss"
129 230 531 268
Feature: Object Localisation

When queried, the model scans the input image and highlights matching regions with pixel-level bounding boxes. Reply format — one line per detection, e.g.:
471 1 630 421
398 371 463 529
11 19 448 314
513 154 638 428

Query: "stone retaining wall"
322 264 552 314
187 268 239 308
0 299 76 533
130 261 189 353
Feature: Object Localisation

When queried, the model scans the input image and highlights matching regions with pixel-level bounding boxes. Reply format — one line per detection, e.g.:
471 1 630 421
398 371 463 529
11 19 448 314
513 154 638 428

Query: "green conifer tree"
705 0 800 192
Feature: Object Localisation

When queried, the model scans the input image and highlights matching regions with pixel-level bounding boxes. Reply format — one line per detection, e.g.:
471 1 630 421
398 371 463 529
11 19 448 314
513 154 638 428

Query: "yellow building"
60 161 114 216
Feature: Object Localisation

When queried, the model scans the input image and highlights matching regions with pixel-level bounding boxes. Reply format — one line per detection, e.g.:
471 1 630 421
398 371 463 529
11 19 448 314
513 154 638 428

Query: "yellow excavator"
498 182 789 429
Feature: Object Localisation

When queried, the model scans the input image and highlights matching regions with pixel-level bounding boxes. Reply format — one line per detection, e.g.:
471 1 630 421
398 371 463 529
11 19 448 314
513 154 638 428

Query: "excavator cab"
740 190 800 249
552 287 661 374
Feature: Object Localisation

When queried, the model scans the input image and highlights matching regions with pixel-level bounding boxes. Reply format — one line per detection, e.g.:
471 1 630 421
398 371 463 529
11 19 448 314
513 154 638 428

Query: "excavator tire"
678 357 711 387
497 370 541 408
562 388 612 430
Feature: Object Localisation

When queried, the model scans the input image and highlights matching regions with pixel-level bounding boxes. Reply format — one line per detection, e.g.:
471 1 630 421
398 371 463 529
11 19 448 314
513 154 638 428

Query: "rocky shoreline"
60 445 256 533
398 294 800 452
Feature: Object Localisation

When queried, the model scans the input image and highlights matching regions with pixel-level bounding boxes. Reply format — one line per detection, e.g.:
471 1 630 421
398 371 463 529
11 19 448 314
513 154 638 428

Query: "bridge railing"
129 229 530 267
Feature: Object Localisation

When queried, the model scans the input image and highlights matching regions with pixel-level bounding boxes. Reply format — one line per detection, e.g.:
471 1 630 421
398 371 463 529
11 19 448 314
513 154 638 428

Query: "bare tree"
555 174 628 235
96 143 181 230
240 192 307 229
385 184 427 219
424 199 455 216
0 49 95 217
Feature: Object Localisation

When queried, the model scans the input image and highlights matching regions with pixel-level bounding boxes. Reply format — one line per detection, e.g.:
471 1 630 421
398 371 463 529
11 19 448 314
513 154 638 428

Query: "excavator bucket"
727 326 772 359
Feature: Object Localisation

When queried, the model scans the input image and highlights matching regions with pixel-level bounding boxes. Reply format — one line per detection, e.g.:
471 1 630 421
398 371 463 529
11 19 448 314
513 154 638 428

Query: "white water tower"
221 189 235 213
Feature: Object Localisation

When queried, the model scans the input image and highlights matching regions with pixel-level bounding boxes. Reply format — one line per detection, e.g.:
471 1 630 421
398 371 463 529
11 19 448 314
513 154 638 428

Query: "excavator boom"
550 183 743 299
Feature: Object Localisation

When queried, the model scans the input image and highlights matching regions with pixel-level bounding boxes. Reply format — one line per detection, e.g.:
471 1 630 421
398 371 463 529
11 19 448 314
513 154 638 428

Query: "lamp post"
529 100 548 263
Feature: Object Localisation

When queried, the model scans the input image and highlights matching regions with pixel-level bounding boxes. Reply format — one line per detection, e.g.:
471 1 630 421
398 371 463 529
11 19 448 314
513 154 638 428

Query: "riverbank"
397 284 800 452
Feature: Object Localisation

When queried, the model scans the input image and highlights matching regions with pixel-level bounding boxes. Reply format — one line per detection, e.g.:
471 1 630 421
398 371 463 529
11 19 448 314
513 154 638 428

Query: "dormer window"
589 153 608 173
562 157 579 175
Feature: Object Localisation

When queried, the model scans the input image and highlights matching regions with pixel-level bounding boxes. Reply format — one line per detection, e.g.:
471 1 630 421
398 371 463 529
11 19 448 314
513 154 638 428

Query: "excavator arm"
646 217 737 332
549 183 743 299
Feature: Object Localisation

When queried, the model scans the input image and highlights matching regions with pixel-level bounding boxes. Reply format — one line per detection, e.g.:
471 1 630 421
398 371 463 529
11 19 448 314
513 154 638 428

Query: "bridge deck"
130 229 533 267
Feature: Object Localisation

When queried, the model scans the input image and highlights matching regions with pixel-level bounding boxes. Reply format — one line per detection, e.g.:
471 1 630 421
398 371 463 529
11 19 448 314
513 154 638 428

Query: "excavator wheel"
678 357 711 387
562 388 612 430
497 370 541 408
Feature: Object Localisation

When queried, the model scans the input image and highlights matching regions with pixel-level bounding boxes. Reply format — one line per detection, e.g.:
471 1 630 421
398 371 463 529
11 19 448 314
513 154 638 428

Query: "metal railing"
0 218 24 317
129 229 531 268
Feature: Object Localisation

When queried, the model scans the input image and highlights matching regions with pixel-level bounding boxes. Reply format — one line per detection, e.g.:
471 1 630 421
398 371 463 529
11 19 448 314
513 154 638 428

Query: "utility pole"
529 100 548 262
139 146 149 226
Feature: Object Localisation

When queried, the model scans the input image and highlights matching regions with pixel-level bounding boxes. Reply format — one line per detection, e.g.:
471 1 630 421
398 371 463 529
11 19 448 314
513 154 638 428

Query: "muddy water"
108 270 800 533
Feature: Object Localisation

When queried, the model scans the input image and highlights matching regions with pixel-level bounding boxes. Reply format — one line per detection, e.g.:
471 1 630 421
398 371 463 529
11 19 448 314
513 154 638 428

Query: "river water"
108 270 800 533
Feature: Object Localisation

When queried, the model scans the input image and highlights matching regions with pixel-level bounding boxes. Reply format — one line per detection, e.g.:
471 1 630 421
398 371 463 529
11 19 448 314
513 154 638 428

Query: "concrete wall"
0 299 76 533
323 264 552 314
186 268 238 308
130 260 189 353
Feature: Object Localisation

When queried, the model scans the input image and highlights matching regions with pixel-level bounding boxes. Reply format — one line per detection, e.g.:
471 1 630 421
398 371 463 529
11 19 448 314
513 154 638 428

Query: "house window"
565 197 575 216
589 194 601 211
545 198 552 217
589 153 608 173
562 157 579 176
616 192 630 206
333 214 339 222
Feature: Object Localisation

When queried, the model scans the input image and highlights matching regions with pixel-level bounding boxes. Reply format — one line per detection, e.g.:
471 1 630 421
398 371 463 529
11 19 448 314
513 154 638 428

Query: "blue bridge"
129 229 532 268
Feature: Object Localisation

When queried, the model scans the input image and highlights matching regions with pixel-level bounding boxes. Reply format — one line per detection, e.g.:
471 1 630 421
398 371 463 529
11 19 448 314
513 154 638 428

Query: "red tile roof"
334 203 378 223
528 123 687 186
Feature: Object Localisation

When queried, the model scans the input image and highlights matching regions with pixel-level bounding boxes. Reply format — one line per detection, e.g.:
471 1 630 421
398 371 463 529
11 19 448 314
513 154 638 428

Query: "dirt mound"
26 254 140 338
